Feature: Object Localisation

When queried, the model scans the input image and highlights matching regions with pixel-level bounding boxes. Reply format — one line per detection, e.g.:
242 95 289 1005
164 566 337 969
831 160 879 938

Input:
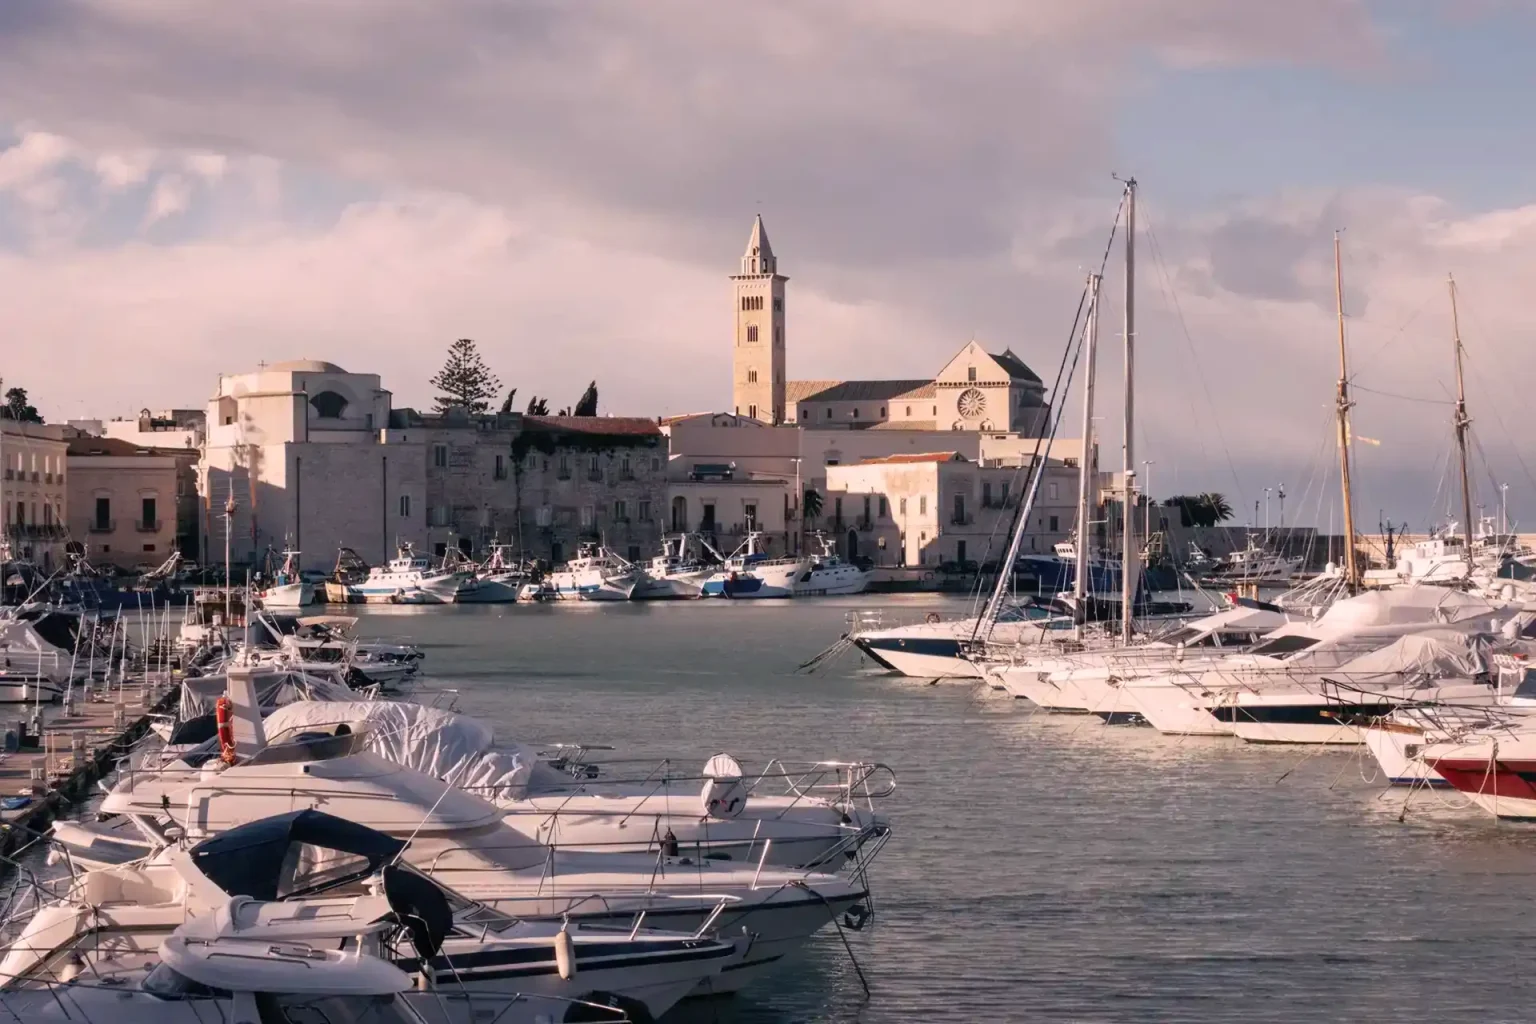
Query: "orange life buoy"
925 612 942 624
215 695 237 764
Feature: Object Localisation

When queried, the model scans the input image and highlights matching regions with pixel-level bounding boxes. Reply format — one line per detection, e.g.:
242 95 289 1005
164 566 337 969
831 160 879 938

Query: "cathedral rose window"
957 388 986 419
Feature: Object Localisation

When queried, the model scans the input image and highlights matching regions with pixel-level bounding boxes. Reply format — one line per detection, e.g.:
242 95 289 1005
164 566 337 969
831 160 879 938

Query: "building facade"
65 436 181 571
513 416 668 565
824 451 1080 567
200 360 426 573
103 408 205 451
1 420 68 569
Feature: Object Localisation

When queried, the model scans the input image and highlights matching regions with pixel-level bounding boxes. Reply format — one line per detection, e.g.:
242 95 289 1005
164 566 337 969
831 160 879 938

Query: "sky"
2 0 1535 533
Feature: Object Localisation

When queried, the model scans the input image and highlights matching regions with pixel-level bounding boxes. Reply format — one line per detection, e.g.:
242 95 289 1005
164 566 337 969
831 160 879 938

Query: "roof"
858 451 968 465
522 415 662 438
990 349 1041 383
66 436 181 458
787 379 934 404
744 213 774 264
267 359 347 373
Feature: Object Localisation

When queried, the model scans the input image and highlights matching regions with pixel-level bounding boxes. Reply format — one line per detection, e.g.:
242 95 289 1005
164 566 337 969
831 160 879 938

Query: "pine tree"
526 396 549 416
497 388 518 416
430 339 500 414
572 381 598 417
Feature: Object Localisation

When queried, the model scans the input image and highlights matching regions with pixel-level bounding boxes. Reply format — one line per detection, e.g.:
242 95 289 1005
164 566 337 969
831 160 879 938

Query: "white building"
1 420 68 569
199 360 426 571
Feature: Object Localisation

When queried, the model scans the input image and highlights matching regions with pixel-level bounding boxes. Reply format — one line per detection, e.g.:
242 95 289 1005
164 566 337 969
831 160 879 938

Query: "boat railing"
515 756 896 810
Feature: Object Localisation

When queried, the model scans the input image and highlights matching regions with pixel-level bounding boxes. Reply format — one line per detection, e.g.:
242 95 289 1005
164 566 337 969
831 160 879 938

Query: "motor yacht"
89 718 876 994
851 601 1071 679
7 810 741 1022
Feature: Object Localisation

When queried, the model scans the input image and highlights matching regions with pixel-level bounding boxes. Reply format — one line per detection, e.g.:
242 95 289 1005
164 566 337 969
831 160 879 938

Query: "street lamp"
1141 460 1155 543
1263 487 1272 535
1278 484 1286 530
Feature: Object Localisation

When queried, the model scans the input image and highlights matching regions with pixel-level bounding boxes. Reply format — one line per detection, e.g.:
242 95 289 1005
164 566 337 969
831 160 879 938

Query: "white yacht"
546 543 639 601
632 535 715 600
794 535 871 596
0 605 81 694
355 544 476 604
7 810 742 1023
699 532 810 599
90 719 872 994
852 601 1072 679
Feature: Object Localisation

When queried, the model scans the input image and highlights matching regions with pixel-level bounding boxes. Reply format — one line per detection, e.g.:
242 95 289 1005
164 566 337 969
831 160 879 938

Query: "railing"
619 469 636 481
136 519 162 532
88 519 116 533
555 469 572 481
1 469 10 480
951 513 973 525
586 470 603 482
856 516 873 531
29 472 39 482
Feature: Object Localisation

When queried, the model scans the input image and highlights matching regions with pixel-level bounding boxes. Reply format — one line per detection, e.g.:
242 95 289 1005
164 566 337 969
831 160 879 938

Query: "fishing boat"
256 546 316 608
457 543 532 603
793 534 870 596
545 543 639 601
323 546 372 603
353 543 476 604
698 532 808 599
632 534 715 600
1194 537 1301 585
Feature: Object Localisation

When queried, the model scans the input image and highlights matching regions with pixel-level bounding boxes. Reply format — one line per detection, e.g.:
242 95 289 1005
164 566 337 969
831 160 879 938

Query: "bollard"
29 767 44 796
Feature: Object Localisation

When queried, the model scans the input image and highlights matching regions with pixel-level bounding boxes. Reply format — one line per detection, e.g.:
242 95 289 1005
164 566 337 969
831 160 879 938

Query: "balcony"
856 516 873 531
586 470 603 483
4 524 67 541
618 469 636 481
951 513 974 526
44 473 53 484
89 519 116 534
30 472 39 483
493 468 509 481
556 469 572 481
136 519 162 533
1 469 10 480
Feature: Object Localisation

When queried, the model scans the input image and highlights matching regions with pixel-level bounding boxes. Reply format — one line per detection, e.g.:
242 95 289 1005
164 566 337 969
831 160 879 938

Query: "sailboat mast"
1448 274 1475 558
1333 232 1360 590
1074 273 1102 641
1120 177 1138 642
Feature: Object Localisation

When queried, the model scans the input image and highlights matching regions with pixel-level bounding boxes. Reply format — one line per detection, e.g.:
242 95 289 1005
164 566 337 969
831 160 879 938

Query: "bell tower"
731 214 786 424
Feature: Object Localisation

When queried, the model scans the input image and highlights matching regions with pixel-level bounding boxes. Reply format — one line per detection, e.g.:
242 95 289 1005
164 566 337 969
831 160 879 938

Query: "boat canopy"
260 700 552 801
190 809 405 901
1328 628 1490 683
179 670 355 721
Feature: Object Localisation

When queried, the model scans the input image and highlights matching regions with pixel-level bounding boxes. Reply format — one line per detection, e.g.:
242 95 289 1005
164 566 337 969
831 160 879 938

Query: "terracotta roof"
786 379 934 404
66 436 180 458
858 451 967 465
522 415 662 438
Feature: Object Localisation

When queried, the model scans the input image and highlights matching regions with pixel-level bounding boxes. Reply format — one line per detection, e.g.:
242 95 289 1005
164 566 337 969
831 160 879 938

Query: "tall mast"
1119 178 1138 642
1333 232 1359 590
1074 273 1102 641
1448 274 1474 560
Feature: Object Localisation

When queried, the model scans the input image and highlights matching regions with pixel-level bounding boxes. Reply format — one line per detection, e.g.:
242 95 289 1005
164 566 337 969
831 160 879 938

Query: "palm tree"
1201 492 1234 524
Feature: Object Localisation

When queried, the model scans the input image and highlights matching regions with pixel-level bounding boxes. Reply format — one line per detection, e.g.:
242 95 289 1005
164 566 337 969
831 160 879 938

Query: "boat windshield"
143 963 230 1000
278 994 424 1024
245 729 371 766
1247 634 1320 659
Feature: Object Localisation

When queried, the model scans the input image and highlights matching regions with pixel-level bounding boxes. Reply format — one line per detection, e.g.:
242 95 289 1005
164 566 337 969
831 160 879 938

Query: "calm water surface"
341 596 1536 1024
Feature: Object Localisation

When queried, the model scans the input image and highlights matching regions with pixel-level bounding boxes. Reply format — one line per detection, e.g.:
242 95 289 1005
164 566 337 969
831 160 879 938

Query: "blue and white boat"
699 532 809 599
353 543 475 604
546 542 639 601
793 534 870 596
633 534 716 600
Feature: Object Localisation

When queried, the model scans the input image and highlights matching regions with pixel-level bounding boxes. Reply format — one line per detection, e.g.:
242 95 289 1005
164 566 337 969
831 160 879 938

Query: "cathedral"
730 216 1050 437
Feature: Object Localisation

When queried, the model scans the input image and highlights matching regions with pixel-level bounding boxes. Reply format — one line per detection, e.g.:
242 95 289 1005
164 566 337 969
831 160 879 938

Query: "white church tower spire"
731 214 787 424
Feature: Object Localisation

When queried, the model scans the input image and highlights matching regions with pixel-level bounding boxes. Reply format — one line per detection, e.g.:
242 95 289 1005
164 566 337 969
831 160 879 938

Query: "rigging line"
1351 289 1437 371
1350 384 1454 406
966 193 1126 617
1139 208 1246 505
1442 288 1536 498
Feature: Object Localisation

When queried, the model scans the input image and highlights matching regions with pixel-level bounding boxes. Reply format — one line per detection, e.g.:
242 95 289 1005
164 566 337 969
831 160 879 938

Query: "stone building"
398 408 522 558
65 435 182 571
824 451 1081 568
1 420 69 569
513 416 668 565
200 360 426 572
731 215 788 425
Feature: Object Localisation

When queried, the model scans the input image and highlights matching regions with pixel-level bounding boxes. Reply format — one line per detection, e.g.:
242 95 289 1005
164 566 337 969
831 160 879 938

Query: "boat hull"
1362 726 1445 786
259 582 315 608
852 635 977 678
1122 683 1233 736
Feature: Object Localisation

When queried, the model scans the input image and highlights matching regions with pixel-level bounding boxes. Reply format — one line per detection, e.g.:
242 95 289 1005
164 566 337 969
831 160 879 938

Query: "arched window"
747 369 758 383
310 391 348 418
747 325 759 342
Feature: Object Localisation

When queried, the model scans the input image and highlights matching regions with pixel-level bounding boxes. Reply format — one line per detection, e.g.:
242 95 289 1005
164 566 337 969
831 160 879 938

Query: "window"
880 407 886 417
833 497 843 525
398 494 411 517
42 503 51 526
862 495 871 523
614 499 627 521
652 457 661 471
878 496 887 517
94 497 110 530
744 501 758 530
747 325 759 342
953 494 966 523
749 404 758 419
899 497 907 515
983 481 993 506
587 454 601 481
143 543 155 552
627 545 641 562
1047 482 1059 501
557 454 571 479
773 297 782 312
701 502 717 529
638 499 651 522
432 444 448 468
932 405 937 415
494 454 507 480
801 407 808 420
967 366 977 381
580 505 594 527
774 325 781 345
620 454 632 478
853 408 859 419
536 505 552 527
747 369 758 384
919 496 928 515
309 391 348 418
1049 515 1059 532
141 497 157 530
824 408 832 419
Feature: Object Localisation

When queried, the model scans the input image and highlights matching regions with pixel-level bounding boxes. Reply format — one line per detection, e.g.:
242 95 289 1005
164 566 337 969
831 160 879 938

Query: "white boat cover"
1316 589 1504 631
180 671 355 720
1331 628 1490 682
260 701 541 801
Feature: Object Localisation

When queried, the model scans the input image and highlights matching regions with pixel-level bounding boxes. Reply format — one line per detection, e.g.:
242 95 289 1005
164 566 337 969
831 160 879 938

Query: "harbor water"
262 597 1536 1021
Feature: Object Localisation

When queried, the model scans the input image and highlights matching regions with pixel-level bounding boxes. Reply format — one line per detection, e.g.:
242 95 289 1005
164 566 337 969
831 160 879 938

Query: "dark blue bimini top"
189 809 406 901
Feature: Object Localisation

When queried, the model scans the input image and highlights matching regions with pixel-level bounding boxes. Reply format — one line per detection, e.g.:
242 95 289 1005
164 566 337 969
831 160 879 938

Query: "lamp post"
1141 460 1154 545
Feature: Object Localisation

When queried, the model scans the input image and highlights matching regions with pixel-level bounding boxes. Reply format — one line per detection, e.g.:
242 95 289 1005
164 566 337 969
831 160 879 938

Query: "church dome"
267 359 347 373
